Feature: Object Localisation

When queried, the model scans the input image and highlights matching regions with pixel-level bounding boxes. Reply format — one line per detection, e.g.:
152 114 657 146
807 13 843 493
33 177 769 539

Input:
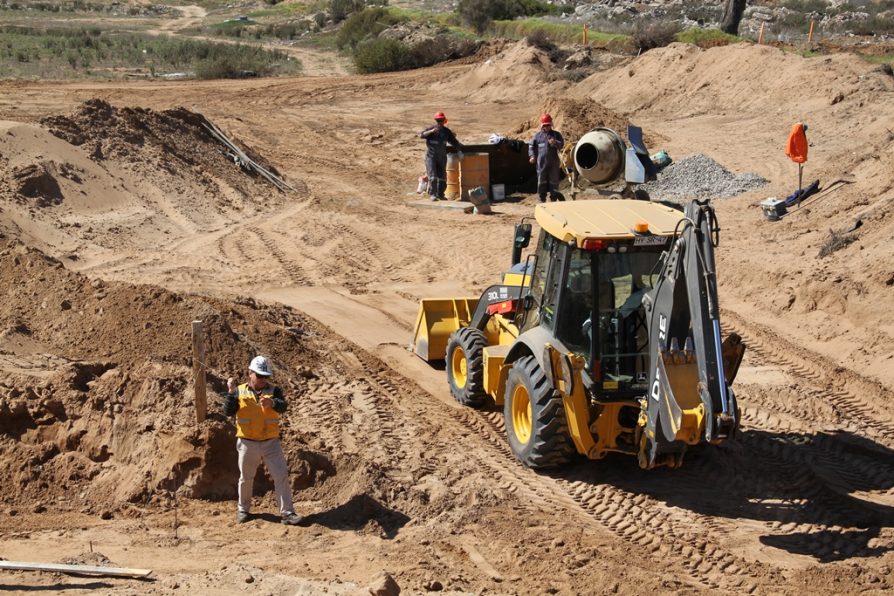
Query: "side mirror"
511 223 532 266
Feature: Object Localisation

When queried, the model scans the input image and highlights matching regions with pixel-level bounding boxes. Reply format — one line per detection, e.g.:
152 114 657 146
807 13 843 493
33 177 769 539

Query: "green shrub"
192 44 282 78
631 20 681 53
525 28 555 52
491 18 622 46
352 37 416 73
412 35 478 67
336 7 401 49
0 22 299 80
675 27 738 48
329 0 366 23
457 0 558 34
845 15 894 36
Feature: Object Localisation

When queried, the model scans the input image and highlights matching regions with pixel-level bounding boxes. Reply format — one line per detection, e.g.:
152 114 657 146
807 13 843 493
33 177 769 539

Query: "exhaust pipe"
573 128 627 185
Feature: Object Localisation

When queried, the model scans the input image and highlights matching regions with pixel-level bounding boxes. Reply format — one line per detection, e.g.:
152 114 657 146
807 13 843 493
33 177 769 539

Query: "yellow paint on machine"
412 298 477 360
536 199 683 244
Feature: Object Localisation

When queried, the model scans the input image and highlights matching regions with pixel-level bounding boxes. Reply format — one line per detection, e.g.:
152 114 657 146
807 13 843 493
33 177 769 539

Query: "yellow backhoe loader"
412 128 745 470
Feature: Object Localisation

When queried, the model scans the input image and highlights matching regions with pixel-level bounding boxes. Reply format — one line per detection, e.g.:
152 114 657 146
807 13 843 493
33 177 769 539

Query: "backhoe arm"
639 199 741 468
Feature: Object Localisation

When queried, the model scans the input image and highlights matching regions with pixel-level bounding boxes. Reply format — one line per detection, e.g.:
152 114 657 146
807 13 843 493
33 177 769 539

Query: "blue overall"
529 129 565 202
420 125 462 199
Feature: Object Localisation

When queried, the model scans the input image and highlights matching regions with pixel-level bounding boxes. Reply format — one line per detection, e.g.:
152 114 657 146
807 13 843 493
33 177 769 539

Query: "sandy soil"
0 18 893 596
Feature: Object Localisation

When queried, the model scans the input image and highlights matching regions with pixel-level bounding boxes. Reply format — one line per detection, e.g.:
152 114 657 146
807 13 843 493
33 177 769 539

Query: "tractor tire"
503 355 576 469
446 327 488 408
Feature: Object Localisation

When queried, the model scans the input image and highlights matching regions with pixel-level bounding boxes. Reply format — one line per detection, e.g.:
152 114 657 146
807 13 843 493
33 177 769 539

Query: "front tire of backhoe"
503 355 575 469
446 327 488 408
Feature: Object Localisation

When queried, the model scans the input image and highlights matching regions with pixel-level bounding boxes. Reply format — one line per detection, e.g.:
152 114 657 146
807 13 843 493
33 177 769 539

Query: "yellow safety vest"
235 383 281 440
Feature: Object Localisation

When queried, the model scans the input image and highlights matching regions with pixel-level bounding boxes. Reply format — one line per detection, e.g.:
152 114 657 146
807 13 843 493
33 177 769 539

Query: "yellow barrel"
461 153 490 200
445 154 461 199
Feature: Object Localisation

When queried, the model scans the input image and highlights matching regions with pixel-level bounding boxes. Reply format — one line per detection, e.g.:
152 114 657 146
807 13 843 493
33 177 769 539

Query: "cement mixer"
566 125 656 199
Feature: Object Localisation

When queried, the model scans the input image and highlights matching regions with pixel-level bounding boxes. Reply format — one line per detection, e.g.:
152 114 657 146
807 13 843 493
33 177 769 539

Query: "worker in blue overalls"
529 113 565 203
420 111 464 201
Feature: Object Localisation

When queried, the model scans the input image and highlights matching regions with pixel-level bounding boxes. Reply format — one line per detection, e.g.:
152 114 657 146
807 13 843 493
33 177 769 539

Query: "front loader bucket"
412 298 478 361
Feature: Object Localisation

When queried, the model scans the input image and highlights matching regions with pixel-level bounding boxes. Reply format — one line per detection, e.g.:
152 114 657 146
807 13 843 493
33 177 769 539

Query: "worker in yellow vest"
225 355 302 525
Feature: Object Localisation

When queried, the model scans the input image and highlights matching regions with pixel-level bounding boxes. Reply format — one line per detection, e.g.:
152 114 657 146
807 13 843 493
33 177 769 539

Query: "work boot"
281 512 303 526
236 511 250 524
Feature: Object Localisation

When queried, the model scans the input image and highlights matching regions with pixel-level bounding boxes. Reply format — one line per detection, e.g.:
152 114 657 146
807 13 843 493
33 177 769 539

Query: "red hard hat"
540 113 553 125
434 111 447 121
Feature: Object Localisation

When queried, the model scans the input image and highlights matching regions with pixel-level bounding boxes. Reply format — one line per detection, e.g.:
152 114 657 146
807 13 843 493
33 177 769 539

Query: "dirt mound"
0 233 337 511
0 100 301 260
575 42 894 119
40 98 296 204
512 95 665 149
0 232 454 537
436 39 561 102
11 163 64 206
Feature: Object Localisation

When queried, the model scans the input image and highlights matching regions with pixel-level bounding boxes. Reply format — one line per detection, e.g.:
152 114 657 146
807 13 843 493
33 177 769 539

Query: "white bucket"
491 184 505 202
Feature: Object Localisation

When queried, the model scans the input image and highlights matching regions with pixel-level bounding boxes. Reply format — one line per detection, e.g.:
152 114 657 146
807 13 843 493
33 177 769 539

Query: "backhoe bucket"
412 298 478 361
641 338 709 468
656 352 703 444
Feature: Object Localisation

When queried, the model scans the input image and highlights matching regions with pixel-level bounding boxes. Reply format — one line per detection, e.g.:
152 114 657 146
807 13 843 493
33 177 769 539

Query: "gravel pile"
639 154 768 201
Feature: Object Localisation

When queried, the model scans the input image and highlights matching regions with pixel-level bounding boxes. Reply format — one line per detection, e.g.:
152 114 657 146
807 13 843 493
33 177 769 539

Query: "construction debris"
0 560 152 579
202 119 297 193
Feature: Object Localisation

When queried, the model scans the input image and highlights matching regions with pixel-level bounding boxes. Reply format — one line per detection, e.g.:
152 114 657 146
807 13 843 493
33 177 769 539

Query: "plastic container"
491 183 505 202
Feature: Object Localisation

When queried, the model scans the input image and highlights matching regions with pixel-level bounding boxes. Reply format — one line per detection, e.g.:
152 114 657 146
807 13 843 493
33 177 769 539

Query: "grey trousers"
537 161 563 201
426 153 447 198
237 437 295 516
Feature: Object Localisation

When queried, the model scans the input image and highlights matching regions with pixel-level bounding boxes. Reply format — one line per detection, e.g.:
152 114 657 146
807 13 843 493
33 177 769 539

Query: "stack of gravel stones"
638 154 768 201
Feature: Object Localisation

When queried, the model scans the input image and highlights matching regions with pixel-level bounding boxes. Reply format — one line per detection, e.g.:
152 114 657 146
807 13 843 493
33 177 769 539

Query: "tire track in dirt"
333 223 384 274
246 226 312 286
285 343 562 538
722 311 894 445
711 315 894 559
352 352 563 516
454 336 893 587
271 285 890 588
739 405 894 502
471 409 766 592
724 318 894 503
286 377 352 456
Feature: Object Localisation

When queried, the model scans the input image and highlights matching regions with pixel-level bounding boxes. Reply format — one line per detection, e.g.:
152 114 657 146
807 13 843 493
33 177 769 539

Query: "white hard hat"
248 355 273 377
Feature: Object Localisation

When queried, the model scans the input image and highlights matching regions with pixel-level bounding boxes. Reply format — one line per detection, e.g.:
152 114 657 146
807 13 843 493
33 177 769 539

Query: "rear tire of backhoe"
446 327 488 408
503 355 575 469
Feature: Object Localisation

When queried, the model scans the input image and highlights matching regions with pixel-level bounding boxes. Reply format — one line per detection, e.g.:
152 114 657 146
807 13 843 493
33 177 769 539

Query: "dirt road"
0 37 893 594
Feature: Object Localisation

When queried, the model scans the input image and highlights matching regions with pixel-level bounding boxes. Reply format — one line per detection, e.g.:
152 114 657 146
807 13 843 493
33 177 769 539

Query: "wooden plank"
192 320 207 424
0 561 152 578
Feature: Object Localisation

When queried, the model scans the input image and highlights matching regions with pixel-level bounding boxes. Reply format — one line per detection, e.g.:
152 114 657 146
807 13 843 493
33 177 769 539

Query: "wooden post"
582 24 588 45
192 320 207 423
758 22 765 45
807 19 815 43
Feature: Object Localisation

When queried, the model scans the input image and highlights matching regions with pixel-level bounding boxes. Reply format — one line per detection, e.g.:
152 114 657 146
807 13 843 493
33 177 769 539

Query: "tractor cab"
520 229 665 399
